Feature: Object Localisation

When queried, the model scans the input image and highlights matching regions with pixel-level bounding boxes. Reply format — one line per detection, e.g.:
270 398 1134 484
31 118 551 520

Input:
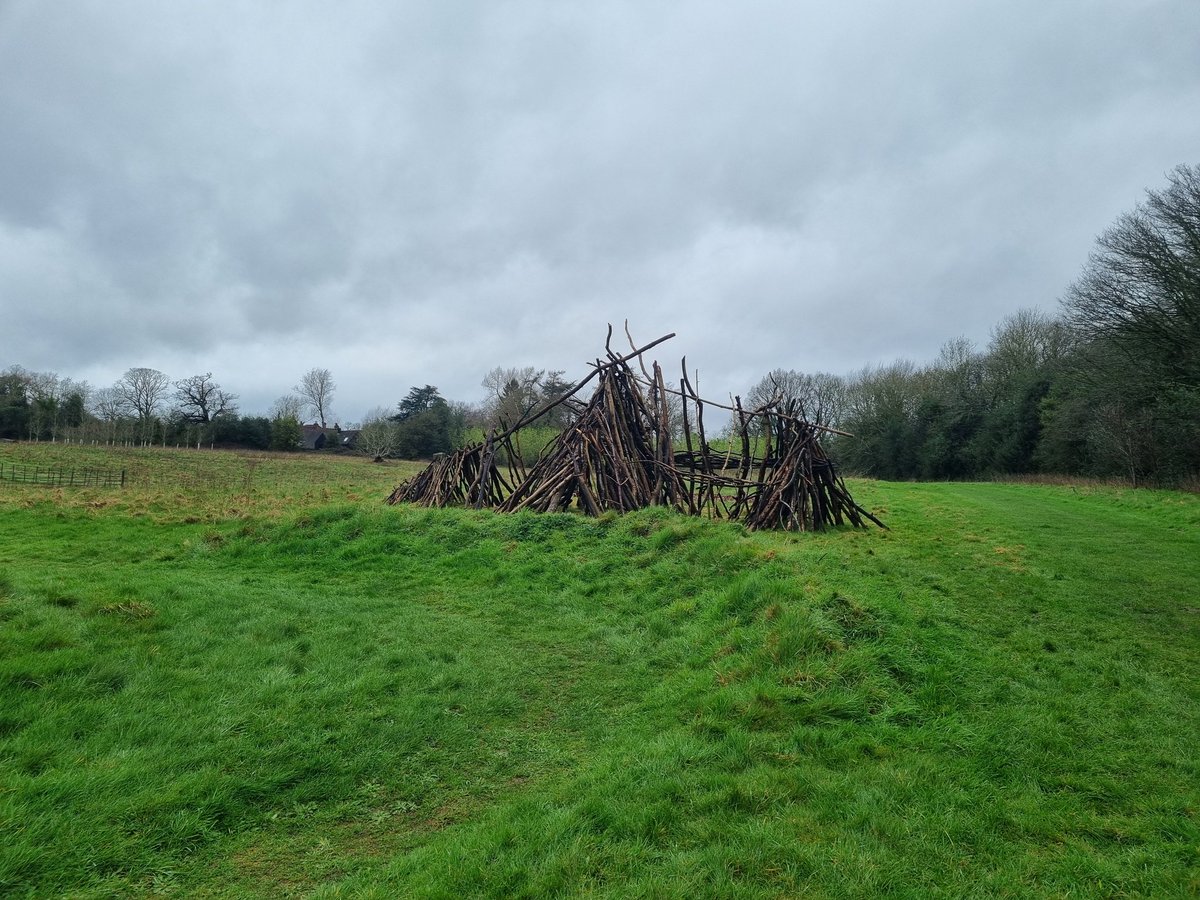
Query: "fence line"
0 463 125 488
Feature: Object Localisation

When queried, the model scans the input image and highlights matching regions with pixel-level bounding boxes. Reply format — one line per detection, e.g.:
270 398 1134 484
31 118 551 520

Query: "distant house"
339 429 360 450
300 424 327 450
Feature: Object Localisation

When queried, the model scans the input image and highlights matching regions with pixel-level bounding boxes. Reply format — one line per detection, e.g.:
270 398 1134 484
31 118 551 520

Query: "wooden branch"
387 329 882 532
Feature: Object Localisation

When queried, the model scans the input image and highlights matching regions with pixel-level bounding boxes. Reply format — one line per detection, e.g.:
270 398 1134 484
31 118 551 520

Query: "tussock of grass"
0 445 1198 896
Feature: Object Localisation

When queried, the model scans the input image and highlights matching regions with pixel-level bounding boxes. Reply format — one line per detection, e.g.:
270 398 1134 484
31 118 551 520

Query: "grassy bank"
1 445 1198 896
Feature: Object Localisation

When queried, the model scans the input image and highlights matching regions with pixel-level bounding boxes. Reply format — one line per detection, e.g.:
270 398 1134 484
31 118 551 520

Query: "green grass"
0 443 421 521
1 445 1198 897
463 425 562 466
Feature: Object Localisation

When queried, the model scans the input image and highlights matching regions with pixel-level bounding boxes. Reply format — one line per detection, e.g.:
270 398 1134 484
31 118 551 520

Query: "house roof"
300 424 327 450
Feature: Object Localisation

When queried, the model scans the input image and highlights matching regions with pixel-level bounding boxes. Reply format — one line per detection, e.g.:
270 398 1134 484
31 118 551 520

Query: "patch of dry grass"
0 443 423 520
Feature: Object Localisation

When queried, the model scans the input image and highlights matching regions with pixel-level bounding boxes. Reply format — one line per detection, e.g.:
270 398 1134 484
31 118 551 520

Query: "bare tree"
1063 163 1200 386
89 385 128 444
836 360 923 477
481 366 544 429
987 309 1073 380
1058 165 1200 481
296 368 335 428
170 373 237 449
931 337 986 405
746 368 848 429
1090 399 1155 486
174 373 238 425
116 367 171 444
271 394 304 421
842 360 919 422
355 407 400 459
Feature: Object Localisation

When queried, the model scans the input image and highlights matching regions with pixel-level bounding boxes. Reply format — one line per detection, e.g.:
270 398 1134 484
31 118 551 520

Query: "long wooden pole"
491 332 677 443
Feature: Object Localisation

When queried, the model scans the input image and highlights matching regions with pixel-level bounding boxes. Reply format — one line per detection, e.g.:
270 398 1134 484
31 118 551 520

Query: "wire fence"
0 447 414 504
0 462 126 488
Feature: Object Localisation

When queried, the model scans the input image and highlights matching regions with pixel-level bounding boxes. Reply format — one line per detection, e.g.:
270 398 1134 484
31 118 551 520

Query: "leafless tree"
355 407 400 459
91 385 129 420
296 368 335 427
1063 163 1200 386
174 373 238 425
451 399 486 430
481 366 545 429
985 309 1074 387
931 337 986 404
116 367 171 444
271 394 305 421
746 368 848 429
842 360 919 423
90 385 130 444
1057 165 1200 481
1089 399 1155 486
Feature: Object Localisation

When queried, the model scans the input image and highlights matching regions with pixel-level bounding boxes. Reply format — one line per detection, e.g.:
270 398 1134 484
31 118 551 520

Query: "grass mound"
0 476 1197 896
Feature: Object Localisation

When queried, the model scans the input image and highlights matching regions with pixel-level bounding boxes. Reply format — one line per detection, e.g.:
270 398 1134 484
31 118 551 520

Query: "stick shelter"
388 330 884 532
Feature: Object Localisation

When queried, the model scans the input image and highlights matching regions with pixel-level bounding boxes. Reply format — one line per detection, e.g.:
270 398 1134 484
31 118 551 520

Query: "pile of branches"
387 330 884 531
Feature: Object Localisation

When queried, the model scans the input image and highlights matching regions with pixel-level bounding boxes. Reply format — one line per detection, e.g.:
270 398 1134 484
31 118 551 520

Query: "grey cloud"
2 0 1199 420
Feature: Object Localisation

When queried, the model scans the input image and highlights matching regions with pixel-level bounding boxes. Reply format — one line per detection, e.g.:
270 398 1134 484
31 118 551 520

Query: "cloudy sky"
2 1 1198 423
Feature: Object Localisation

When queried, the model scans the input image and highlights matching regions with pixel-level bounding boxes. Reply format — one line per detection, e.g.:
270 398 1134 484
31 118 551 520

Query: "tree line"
747 164 1199 486
354 368 576 461
0 359 577 460
0 366 341 452
3 165 1196 483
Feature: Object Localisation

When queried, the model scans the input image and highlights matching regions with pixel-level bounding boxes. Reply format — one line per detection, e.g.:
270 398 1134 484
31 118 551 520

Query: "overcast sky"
2 1 1198 423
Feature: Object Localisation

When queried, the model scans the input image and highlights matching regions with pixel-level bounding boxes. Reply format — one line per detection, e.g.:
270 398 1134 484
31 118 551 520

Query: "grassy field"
0 442 421 521
1 444 1198 897
462 426 562 466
